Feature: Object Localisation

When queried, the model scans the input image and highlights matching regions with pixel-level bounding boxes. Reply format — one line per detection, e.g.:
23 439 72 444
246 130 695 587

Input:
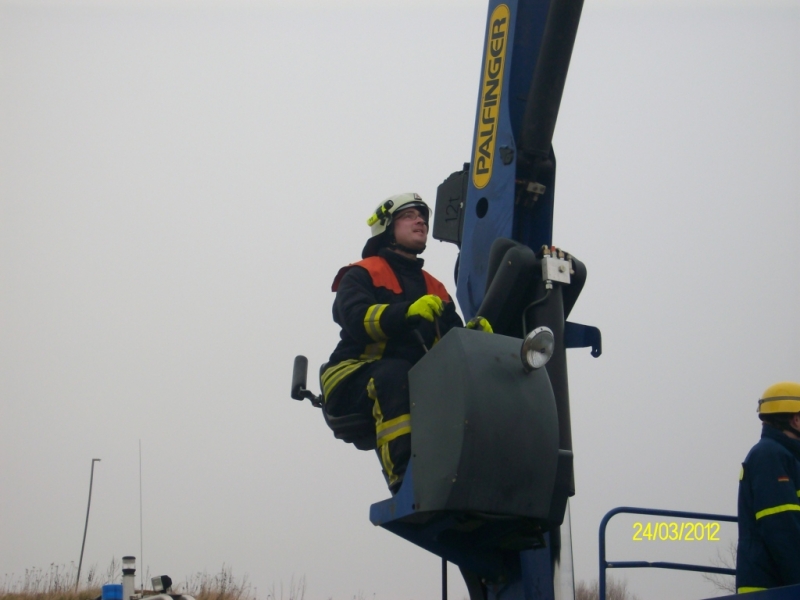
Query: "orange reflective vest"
332 256 450 302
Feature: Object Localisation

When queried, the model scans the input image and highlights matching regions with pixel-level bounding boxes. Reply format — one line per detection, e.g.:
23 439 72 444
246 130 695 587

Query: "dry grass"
0 562 107 600
575 578 641 600
0 567 643 600
0 566 643 600
1 563 297 600
263 576 305 600
178 566 259 600
700 540 737 595
0 588 101 600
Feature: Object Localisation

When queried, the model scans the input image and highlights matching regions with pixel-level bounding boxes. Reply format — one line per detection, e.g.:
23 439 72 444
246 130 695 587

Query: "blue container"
102 584 123 600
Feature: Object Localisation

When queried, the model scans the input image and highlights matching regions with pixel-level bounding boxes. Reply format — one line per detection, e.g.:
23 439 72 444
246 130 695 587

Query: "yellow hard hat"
757 381 800 416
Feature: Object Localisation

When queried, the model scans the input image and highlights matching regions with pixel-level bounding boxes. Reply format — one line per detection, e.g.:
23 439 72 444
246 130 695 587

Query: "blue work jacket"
736 424 800 593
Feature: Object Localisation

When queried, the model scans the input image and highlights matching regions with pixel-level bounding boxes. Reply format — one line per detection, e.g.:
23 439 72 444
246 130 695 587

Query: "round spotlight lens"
521 326 555 371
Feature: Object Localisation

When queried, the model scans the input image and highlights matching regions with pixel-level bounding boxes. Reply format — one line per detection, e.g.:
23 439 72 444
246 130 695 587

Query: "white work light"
151 576 173 593
521 326 554 371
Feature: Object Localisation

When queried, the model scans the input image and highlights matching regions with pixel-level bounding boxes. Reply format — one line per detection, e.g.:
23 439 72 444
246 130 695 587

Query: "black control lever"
291 355 321 405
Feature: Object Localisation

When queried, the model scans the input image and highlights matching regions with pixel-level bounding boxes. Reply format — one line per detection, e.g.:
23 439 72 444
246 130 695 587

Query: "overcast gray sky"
1 1 798 599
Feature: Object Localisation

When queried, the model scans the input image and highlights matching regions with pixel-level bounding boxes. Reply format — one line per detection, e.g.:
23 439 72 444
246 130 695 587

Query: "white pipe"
122 556 136 600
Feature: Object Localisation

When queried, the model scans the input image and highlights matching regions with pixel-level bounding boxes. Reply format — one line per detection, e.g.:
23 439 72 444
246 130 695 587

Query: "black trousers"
326 359 412 492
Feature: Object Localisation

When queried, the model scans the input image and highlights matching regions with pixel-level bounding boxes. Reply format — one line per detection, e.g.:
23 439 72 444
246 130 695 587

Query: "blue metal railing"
599 506 738 600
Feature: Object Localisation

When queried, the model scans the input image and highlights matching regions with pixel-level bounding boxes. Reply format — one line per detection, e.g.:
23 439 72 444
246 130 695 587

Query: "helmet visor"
393 202 429 225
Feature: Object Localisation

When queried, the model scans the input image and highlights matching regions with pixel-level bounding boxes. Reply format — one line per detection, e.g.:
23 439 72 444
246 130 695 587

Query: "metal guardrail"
599 506 738 600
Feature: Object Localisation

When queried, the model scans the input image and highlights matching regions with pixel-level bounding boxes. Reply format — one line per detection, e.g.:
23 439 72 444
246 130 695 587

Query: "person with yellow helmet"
736 381 800 593
322 193 491 494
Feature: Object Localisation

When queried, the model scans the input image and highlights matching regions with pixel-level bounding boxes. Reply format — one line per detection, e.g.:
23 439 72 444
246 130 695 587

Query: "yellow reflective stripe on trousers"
380 443 399 486
755 503 800 520
369 378 404 486
363 304 388 341
321 360 366 398
737 588 767 593
376 414 411 447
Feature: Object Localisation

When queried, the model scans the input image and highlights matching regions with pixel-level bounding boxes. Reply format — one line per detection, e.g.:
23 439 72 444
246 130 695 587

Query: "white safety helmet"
362 193 430 258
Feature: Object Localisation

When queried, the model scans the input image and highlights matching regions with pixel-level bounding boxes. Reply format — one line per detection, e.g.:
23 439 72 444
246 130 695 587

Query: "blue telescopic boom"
434 0 584 318
433 0 592 580
373 1 596 599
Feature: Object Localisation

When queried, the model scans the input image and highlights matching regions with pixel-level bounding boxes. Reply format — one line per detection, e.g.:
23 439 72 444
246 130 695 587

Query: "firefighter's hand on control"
406 295 444 322
466 316 493 333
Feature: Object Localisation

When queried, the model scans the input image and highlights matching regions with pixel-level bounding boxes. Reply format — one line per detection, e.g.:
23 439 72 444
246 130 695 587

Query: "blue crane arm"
371 2 597 598
432 0 584 320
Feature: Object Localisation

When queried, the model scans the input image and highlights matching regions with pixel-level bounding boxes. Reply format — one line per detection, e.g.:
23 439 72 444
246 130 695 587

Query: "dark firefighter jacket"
736 424 800 593
322 248 462 399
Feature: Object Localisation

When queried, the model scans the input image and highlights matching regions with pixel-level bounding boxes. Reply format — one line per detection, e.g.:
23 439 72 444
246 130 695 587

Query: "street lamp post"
76 458 101 590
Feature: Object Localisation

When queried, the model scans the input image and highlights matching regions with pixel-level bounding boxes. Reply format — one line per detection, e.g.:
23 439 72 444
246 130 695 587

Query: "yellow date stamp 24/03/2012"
632 521 721 541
